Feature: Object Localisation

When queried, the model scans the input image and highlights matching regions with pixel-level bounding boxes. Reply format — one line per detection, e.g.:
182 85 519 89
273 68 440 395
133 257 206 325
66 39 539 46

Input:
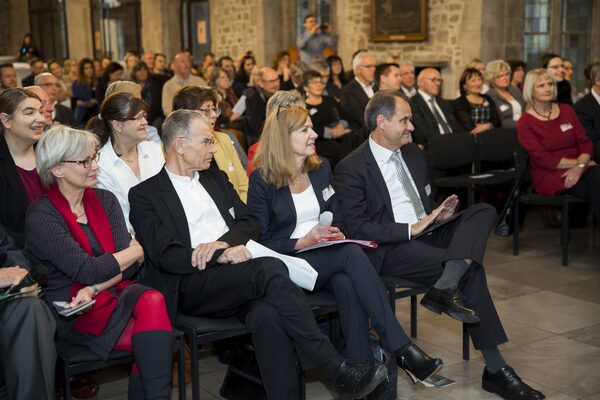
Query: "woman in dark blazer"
0 88 45 248
454 68 502 134
247 105 443 384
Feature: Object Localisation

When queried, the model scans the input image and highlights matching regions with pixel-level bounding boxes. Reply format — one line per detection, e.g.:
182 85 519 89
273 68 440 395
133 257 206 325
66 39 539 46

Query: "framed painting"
370 0 427 42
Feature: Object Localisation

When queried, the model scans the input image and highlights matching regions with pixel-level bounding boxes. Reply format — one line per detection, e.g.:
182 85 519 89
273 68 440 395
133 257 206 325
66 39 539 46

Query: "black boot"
396 343 444 383
128 372 144 400
131 330 173 400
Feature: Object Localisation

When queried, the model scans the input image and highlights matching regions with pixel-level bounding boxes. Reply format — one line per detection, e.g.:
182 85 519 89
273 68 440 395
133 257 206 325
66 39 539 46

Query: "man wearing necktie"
335 90 545 400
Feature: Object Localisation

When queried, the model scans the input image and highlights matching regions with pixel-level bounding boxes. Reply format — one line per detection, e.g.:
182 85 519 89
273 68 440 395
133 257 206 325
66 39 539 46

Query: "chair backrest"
429 133 477 170
477 128 519 163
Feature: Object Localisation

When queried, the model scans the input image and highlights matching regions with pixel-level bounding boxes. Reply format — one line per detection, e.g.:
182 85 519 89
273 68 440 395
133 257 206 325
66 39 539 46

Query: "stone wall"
336 0 485 98
0 0 31 59
65 0 93 60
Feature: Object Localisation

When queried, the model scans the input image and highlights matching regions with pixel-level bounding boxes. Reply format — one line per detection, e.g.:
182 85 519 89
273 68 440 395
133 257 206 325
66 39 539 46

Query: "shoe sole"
403 360 444 384
420 298 481 324
482 380 546 400
340 365 388 400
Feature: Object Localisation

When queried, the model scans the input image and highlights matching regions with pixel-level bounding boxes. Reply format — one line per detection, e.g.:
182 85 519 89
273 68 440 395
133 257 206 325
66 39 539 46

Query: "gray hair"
398 60 415 69
106 80 142 97
162 109 209 147
309 60 330 73
522 68 557 106
484 59 511 86
265 90 306 116
352 52 375 73
364 90 404 132
34 72 55 85
36 125 99 187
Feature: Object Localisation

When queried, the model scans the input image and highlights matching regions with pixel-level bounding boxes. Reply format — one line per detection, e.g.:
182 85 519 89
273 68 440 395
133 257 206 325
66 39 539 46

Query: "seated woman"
326 55 347 101
71 58 98 127
131 61 164 129
208 66 239 125
303 70 352 166
0 88 45 248
507 59 527 92
485 60 525 129
86 92 165 236
273 50 292 90
25 125 173 399
518 68 600 222
247 105 444 384
540 53 572 106
454 68 501 135
95 62 124 106
172 86 249 202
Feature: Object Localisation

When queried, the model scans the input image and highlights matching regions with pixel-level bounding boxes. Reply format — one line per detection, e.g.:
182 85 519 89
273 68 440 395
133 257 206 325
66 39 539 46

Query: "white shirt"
369 137 423 238
508 98 523 121
401 86 417 99
290 184 320 239
166 169 229 247
356 78 375 99
146 125 162 145
96 139 165 235
418 89 452 134
592 87 600 106
232 95 247 115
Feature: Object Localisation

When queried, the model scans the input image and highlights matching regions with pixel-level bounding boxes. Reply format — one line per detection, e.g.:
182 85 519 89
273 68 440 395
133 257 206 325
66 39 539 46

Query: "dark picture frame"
370 0 427 42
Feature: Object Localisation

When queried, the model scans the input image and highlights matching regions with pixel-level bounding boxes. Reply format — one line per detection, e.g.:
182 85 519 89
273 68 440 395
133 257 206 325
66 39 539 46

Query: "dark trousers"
566 165 600 223
380 203 508 350
0 297 56 400
299 244 410 361
178 257 340 399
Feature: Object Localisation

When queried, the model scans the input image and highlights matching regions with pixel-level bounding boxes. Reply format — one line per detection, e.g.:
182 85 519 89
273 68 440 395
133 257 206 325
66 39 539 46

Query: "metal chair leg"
462 324 470 361
561 203 569 266
410 295 417 338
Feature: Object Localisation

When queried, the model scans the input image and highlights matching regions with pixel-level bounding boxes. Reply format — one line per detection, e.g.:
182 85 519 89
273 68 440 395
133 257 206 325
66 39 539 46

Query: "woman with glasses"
25 125 173 399
303 70 352 166
518 69 600 222
208 66 239 125
485 60 525 129
86 92 164 235
540 53 573 106
454 68 501 135
248 105 445 386
172 86 249 202
0 88 45 248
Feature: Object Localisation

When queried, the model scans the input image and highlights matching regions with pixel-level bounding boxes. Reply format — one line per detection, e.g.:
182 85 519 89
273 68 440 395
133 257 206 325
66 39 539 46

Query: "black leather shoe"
397 343 444 383
421 286 481 323
482 366 545 400
334 360 388 399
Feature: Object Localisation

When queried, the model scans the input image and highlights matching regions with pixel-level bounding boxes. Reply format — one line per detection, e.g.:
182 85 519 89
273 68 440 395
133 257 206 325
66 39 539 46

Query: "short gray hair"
34 72 55 85
36 125 99 187
162 109 209 147
265 90 306 116
484 60 511 86
522 68 557 105
106 80 142 97
364 90 404 132
352 52 375 73
398 60 415 69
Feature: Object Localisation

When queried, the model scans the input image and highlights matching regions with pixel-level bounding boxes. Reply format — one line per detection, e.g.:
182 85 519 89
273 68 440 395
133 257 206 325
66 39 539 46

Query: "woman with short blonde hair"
485 59 525 128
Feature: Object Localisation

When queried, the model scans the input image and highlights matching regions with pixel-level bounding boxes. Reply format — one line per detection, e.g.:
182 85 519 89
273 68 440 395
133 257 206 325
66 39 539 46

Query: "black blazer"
128 167 261 320
340 79 375 143
334 141 434 271
453 94 502 132
0 135 29 248
247 160 345 255
574 92 600 161
244 89 268 146
54 103 76 127
410 92 465 148
0 223 30 268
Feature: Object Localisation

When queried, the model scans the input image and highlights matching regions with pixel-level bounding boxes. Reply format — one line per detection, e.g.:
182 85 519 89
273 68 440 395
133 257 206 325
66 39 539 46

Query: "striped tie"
390 151 427 219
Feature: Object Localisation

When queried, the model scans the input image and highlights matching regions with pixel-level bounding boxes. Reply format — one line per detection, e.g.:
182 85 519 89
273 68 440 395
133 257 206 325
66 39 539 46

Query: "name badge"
499 104 510 112
560 123 573 132
425 184 431 196
309 108 318 116
227 162 235 172
228 207 235 218
322 185 335 201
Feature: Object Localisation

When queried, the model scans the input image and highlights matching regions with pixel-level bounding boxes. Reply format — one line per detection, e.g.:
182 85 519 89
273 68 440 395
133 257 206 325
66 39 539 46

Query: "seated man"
244 66 280 146
574 61 600 161
0 224 56 400
129 109 386 400
334 90 545 400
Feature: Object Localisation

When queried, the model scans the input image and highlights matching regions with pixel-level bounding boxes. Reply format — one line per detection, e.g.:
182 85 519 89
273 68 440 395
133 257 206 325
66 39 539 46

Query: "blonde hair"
254 106 320 188
522 68 557 107
484 59 511 86
105 80 142 98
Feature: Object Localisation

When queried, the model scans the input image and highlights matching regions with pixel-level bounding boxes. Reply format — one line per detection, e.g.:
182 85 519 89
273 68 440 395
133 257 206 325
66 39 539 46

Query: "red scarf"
47 185 130 336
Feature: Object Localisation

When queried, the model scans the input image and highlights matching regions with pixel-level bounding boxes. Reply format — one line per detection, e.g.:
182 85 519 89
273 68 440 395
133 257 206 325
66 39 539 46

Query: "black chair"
177 291 339 400
512 147 586 266
56 330 186 400
381 276 470 361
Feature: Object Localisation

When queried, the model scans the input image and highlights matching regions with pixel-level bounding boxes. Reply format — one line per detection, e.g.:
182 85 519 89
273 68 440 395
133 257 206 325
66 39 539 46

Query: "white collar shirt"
401 86 417 98
96 139 165 235
418 89 452 134
165 169 229 248
356 77 375 99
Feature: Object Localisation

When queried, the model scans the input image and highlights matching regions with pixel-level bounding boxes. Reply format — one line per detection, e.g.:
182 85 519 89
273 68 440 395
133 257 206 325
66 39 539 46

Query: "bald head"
173 52 192 79
258 67 280 97
417 68 443 97
25 86 54 125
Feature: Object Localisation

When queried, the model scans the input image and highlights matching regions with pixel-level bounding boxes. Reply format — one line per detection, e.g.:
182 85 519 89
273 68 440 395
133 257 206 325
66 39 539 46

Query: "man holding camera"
297 15 337 64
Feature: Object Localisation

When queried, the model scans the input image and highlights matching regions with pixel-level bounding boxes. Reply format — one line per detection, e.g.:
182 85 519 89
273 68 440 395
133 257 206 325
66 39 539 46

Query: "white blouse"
290 184 320 239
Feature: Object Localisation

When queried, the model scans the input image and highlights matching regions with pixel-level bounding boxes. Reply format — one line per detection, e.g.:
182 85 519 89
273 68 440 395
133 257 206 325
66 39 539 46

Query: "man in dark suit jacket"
574 61 600 161
340 52 378 148
334 91 545 400
244 67 281 147
0 224 56 400
410 68 465 148
36 72 76 126
21 58 45 87
129 110 385 400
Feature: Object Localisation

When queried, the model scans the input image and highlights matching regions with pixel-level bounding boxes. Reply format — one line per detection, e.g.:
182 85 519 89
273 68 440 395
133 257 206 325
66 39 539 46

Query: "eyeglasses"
127 113 148 122
40 83 61 88
425 77 443 84
496 72 510 79
62 152 100 169
359 64 376 69
262 78 280 84
199 137 216 146
198 107 221 116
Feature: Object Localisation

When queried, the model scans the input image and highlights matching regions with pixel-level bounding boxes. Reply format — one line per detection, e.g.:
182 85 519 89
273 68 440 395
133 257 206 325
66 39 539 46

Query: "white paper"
296 239 377 253
246 240 318 291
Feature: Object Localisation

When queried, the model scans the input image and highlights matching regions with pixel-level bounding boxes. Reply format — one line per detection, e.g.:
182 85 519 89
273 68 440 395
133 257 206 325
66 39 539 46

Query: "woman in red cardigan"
517 68 600 222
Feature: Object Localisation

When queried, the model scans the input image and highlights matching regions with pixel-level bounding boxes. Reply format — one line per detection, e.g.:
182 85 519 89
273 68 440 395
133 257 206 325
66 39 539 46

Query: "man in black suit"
410 68 465 149
574 61 600 161
244 66 281 146
129 110 386 400
21 58 45 87
335 91 545 400
36 72 76 126
0 224 56 400
340 52 377 147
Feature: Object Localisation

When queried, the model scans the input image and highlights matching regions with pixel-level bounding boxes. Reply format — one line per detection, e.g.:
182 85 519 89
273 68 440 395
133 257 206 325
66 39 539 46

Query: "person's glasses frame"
62 152 100 169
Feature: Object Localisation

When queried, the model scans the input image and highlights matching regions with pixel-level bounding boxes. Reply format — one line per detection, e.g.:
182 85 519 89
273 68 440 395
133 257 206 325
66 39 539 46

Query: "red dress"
517 103 594 195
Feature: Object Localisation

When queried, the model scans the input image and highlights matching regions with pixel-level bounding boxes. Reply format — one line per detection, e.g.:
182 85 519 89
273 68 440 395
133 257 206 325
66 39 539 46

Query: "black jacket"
0 135 29 248
574 92 600 161
410 92 465 148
